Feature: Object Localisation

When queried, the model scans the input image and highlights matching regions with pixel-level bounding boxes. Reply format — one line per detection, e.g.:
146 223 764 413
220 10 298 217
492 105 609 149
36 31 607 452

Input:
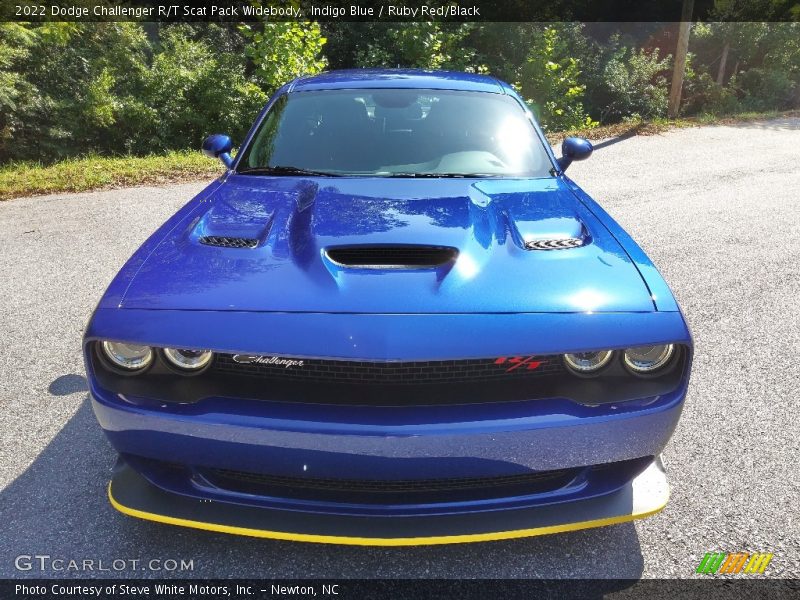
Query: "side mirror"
557 137 593 172
202 134 234 168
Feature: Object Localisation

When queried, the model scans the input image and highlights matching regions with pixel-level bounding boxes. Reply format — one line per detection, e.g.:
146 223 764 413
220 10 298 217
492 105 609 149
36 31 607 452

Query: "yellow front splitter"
108 458 669 546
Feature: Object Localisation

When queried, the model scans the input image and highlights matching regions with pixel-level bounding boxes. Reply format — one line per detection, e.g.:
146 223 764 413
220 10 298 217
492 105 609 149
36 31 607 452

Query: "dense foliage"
1 21 798 164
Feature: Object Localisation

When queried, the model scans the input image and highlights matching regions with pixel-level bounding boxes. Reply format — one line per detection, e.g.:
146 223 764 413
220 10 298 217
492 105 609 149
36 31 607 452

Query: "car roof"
289 69 508 94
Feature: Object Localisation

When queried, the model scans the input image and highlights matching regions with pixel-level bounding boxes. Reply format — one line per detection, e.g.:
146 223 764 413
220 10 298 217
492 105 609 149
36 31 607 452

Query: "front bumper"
93 383 684 543
108 456 669 546
91 386 686 481
87 309 691 543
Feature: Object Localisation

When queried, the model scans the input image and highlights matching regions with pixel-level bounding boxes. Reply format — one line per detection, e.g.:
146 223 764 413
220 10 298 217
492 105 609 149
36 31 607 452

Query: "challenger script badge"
231 355 305 368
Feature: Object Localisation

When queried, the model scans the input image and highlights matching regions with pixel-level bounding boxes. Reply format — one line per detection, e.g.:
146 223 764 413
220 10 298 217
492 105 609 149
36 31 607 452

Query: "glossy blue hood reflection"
118 175 655 313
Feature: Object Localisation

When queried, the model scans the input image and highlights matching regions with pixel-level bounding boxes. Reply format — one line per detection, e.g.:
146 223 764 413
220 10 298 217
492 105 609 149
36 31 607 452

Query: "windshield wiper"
384 172 500 178
238 165 342 177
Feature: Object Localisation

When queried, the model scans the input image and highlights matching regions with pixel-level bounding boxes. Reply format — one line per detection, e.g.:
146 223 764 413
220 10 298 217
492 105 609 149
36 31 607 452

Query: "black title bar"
2 0 800 22
5 579 800 600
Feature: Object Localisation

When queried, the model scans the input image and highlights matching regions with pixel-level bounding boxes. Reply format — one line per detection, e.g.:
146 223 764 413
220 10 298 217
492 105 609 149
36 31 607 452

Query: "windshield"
237 89 554 178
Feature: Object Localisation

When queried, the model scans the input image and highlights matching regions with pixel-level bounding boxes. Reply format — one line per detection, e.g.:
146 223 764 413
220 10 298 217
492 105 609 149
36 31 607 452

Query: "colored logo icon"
696 552 773 574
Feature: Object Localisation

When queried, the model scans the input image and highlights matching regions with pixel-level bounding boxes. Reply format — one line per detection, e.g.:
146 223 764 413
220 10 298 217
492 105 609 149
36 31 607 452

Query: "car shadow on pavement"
1 391 645 584
48 374 89 396
590 127 643 151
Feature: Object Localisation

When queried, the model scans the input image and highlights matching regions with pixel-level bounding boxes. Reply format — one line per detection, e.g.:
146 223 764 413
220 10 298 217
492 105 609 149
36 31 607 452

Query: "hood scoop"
191 195 276 249
507 215 590 251
325 245 459 270
199 236 259 249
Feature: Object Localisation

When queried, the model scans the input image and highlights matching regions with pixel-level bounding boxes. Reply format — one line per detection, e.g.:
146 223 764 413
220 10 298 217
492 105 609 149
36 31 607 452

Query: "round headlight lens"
624 344 675 373
564 350 613 373
101 341 153 371
163 348 214 371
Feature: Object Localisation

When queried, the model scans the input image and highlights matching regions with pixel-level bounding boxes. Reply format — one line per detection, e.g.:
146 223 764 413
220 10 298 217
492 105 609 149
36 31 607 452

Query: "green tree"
350 22 476 70
583 38 672 121
3 20 799 165
137 26 268 152
688 22 800 113
0 23 38 160
1 22 268 161
241 22 327 94
9 22 150 160
517 25 596 130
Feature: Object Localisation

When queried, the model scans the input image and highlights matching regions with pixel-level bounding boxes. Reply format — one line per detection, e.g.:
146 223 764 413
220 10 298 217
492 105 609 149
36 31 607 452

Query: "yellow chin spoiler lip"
108 458 669 547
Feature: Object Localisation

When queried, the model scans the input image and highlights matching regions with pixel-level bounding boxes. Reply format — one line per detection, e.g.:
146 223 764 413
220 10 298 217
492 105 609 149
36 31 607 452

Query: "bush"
135 27 268 153
683 71 739 115
732 68 798 111
686 22 800 116
587 46 671 121
241 22 327 94
0 24 38 161
0 24 268 162
351 23 476 71
517 25 596 131
0 23 150 162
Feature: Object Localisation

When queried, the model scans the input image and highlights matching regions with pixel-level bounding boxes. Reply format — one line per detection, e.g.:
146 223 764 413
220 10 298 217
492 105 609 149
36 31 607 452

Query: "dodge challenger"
85 69 692 545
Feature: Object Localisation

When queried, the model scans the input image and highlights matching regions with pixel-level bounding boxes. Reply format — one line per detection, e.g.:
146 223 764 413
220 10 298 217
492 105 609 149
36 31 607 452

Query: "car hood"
119 175 655 313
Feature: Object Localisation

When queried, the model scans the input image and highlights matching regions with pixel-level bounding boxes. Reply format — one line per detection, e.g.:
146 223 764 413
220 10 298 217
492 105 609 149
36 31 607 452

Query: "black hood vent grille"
525 237 585 251
199 236 258 249
325 245 458 269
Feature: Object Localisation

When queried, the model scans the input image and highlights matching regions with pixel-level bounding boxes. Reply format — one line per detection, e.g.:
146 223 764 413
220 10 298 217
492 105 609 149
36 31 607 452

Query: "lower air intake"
201 466 581 504
325 245 458 269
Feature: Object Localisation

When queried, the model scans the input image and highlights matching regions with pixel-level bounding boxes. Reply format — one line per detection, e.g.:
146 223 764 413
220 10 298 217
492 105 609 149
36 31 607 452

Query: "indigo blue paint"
201 133 234 168
108 176 661 314
558 137 594 171
85 69 692 524
86 310 690 361
291 69 507 93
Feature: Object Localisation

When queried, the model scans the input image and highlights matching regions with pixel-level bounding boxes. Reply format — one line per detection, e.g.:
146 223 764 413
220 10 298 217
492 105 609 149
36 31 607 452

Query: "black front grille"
202 466 581 504
325 245 458 268
94 341 686 407
199 236 258 248
213 354 564 385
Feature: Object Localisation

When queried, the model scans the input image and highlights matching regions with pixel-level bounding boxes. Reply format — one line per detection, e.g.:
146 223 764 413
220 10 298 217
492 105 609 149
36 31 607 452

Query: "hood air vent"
525 238 585 251
325 245 458 269
199 236 259 249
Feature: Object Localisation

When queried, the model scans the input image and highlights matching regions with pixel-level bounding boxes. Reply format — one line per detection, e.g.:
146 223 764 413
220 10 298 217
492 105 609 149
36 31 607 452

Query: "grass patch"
0 150 223 201
545 117 689 144
545 108 800 144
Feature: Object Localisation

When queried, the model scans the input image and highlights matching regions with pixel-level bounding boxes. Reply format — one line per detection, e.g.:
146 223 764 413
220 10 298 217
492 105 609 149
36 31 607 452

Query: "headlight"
101 341 153 371
623 344 675 373
163 348 214 371
564 350 613 373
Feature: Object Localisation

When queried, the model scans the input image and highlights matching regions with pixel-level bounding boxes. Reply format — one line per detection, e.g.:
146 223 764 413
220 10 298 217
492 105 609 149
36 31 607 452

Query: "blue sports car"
85 69 692 545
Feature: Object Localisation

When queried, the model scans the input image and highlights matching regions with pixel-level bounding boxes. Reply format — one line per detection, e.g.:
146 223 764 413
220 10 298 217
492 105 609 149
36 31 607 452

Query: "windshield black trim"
238 166 344 177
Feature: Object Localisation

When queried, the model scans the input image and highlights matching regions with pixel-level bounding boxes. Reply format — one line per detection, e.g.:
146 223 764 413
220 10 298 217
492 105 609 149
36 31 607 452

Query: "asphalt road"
1 118 799 580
